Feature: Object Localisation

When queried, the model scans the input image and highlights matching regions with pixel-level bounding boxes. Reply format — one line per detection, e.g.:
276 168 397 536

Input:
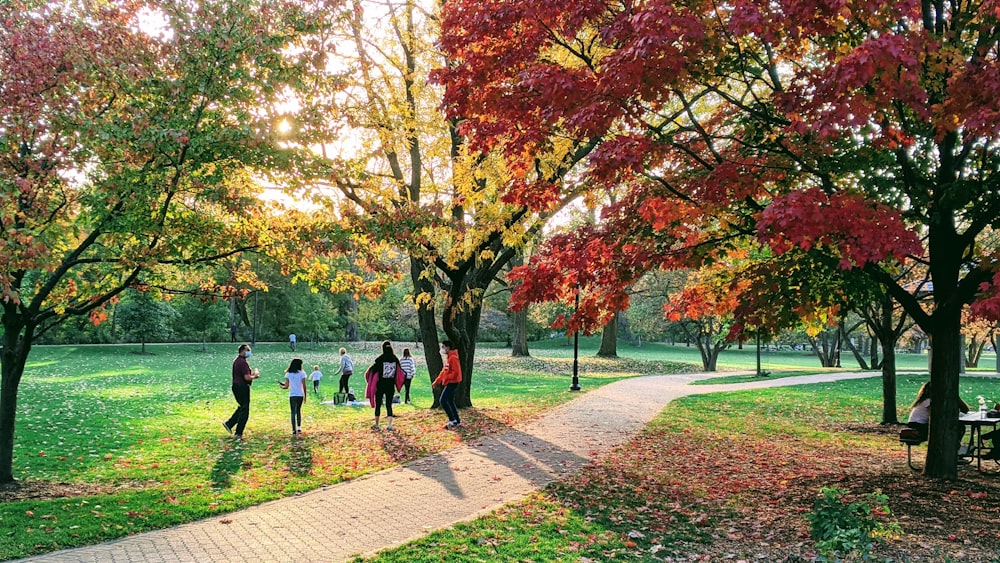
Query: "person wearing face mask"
431 340 462 429
223 343 259 439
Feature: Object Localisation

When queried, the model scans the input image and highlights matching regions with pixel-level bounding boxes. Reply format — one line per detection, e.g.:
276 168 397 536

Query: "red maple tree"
437 1 1000 479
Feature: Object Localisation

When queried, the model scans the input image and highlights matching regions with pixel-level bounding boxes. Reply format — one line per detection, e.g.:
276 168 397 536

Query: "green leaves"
807 486 900 559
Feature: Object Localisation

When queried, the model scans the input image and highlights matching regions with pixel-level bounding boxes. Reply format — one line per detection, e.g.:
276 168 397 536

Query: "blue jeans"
441 383 460 423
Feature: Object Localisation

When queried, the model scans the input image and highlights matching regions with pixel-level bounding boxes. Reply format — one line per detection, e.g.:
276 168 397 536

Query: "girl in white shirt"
280 358 308 435
906 380 969 445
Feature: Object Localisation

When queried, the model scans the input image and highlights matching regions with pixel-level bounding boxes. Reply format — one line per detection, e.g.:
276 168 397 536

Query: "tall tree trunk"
842 325 871 370
0 310 34 483
924 314 963 479
597 313 618 357
966 337 985 368
869 335 880 370
511 306 529 357
410 257 443 406
923 207 965 479
706 342 721 371
876 293 901 424
879 336 899 424
695 334 712 371
809 330 838 367
510 253 530 357
442 291 484 409
344 294 358 342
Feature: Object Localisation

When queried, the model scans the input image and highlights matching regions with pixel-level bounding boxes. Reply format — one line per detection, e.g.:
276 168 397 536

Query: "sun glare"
136 7 171 39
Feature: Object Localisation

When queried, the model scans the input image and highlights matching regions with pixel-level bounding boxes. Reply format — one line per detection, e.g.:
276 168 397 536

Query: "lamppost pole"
251 253 259 347
756 331 761 377
570 288 581 391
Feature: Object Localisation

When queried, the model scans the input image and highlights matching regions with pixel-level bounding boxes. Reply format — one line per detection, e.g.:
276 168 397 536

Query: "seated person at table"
981 407 1000 459
906 381 968 444
981 430 1000 460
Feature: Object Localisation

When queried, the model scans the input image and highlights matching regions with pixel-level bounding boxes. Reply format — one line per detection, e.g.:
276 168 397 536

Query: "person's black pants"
290 396 303 432
375 379 395 417
226 384 251 436
441 382 460 424
339 373 351 394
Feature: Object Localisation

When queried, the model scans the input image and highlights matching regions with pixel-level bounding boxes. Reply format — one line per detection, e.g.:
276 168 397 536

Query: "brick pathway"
16 372 875 563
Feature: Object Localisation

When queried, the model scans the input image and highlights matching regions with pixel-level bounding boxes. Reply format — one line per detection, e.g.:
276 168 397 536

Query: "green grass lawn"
0 339 684 560
528 336 998 375
0 338 996 560
354 373 1000 562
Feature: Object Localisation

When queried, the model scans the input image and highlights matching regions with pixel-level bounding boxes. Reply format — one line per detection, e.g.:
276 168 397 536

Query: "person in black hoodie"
369 341 402 431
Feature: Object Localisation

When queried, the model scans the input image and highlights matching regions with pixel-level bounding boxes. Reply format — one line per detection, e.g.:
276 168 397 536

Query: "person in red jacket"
432 340 462 429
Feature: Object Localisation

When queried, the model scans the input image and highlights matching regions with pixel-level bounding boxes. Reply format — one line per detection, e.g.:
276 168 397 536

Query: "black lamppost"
251 253 259 347
570 288 581 391
756 331 763 376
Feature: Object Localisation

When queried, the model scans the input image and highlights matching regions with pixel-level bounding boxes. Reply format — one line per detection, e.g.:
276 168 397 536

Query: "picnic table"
958 411 1000 472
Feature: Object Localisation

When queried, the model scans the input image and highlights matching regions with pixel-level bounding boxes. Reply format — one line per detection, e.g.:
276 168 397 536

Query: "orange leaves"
664 268 743 323
89 307 110 327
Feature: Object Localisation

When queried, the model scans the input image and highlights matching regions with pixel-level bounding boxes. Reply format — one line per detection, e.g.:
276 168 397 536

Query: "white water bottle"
979 396 988 419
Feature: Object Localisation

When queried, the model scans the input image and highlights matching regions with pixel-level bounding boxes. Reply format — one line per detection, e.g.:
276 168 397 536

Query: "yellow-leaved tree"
279 0 589 407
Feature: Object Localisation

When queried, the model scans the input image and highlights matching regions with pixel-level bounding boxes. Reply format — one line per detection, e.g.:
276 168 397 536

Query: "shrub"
807 486 900 560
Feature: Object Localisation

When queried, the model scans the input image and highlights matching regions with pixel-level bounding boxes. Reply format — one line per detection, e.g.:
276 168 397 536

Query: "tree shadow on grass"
210 439 246 490
373 410 589 501
282 437 313 476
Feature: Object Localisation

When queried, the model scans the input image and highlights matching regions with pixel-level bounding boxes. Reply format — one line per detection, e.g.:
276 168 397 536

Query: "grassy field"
0 339 691 560
354 373 1000 562
0 338 996 560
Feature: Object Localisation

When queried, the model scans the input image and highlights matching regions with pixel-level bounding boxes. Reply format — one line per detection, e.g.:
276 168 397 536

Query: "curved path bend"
19 371 877 563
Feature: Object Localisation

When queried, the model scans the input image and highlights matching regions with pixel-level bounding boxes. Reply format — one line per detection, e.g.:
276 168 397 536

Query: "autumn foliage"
0 0 355 483
437 1 1000 477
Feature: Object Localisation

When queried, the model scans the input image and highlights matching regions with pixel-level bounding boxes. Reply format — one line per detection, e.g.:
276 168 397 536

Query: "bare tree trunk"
880 343 898 424
410 257 443 406
925 317 963 479
597 313 618 357
510 253 530 357
343 294 358 342
842 324 871 370
0 309 34 483
511 307 529 357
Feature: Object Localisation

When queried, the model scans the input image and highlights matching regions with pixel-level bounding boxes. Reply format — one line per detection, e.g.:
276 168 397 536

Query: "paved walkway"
18 371 878 563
